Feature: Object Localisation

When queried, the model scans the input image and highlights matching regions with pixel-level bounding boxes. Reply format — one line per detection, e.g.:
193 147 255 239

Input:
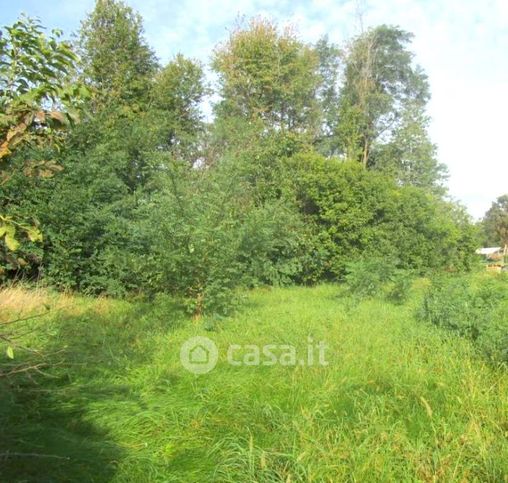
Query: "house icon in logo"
180 336 219 374
189 344 210 364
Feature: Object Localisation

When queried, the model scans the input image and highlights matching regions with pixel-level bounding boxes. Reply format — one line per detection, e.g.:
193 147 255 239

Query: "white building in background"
475 247 503 257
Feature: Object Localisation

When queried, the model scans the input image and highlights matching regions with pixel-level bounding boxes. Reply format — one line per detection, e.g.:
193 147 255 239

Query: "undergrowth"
0 282 506 482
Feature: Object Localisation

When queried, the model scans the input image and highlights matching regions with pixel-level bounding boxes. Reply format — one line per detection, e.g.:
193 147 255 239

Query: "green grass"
1 284 507 482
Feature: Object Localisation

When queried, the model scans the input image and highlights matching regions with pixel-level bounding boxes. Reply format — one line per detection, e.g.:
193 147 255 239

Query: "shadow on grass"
0 296 187 482
0 383 124 482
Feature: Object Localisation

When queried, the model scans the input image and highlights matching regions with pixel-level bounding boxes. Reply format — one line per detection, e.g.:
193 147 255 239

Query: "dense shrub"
286 153 479 278
419 274 508 364
136 158 308 315
385 270 415 304
344 258 397 298
344 257 414 302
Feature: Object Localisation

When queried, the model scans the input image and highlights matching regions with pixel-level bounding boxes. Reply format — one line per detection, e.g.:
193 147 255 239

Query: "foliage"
337 26 427 163
0 7 481 316
0 15 85 272
286 153 477 279
371 100 447 194
151 54 207 160
0 15 81 159
137 158 307 315
344 257 398 297
313 36 341 156
78 0 158 109
419 273 508 364
2 3 207 292
481 194 508 247
385 269 414 304
1 6 504 482
336 25 445 191
213 18 321 134
344 257 413 303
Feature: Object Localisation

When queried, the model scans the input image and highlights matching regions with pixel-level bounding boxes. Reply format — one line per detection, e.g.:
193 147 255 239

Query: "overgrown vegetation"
1 3 481 314
0 2 506 480
1 284 507 481
482 194 508 247
419 273 508 364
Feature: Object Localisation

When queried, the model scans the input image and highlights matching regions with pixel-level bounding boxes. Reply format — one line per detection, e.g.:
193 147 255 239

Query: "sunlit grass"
1 284 507 481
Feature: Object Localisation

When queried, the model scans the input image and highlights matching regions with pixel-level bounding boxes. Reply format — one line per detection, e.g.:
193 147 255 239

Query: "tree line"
0 0 486 315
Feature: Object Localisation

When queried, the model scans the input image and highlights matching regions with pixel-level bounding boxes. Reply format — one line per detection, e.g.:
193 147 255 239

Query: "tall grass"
1 284 506 482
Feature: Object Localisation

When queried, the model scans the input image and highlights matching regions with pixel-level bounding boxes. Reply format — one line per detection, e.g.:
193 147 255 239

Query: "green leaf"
26 226 43 242
6 346 14 359
5 233 20 251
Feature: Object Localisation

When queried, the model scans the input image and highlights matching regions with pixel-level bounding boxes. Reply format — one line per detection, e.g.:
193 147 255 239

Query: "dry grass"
0 285 53 321
0 285 116 323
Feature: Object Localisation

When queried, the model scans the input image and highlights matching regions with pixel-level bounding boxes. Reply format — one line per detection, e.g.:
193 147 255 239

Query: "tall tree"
482 195 508 247
336 24 444 191
371 100 447 193
314 36 342 157
77 0 160 190
212 18 321 135
79 0 158 110
151 54 207 161
20 0 162 291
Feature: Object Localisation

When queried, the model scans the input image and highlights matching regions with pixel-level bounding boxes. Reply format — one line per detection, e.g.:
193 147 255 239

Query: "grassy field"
1 283 507 482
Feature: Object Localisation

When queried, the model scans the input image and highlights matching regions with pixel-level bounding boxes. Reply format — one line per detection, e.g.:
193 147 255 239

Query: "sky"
1 0 507 219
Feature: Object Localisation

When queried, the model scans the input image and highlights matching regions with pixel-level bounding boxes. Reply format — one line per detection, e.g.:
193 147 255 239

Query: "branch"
0 452 70 461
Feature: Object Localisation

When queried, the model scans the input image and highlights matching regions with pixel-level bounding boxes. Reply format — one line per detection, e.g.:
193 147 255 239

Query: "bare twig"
0 451 70 461
0 310 50 327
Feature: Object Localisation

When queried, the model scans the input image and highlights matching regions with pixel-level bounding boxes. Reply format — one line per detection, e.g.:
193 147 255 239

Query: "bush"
285 153 480 278
419 274 508 364
344 258 396 298
344 257 413 302
138 158 308 316
386 270 414 304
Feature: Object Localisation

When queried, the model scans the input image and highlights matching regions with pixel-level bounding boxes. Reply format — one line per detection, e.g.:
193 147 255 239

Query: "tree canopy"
0 2 479 313
482 195 508 247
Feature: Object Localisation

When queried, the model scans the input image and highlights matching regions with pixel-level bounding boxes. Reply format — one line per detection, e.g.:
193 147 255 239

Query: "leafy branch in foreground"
0 15 87 268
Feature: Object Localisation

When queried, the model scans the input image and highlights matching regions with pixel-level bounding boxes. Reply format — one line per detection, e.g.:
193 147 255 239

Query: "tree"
137 157 306 316
79 0 158 110
14 0 162 290
77 0 160 191
26 3 208 294
336 25 444 191
285 153 476 278
314 36 341 156
212 18 320 135
151 54 207 161
482 195 508 247
371 100 447 193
